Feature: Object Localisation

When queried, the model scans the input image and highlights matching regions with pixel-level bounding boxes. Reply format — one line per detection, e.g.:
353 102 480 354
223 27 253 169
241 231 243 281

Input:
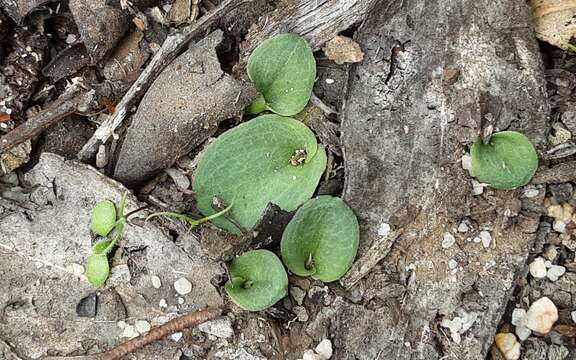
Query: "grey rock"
198 317 234 338
547 344 569 360
0 153 223 359
69 0 130 60
112 30 257 185
76 292 98 318
524 338 549 360
549 183 573 203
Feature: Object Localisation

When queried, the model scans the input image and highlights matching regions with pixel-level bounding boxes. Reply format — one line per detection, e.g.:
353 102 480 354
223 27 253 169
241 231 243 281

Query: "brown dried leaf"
0 113 10 123
322 35 364 65
529 0 576 50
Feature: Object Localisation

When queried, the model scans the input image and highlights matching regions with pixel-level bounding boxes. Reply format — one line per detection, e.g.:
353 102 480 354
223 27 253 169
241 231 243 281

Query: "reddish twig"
44 307 223 360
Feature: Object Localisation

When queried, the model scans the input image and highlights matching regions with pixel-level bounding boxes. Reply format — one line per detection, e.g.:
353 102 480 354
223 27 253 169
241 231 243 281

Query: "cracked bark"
337 0 548 358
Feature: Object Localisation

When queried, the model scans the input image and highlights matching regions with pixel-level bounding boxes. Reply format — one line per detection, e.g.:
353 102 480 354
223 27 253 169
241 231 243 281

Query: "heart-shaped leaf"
86 254 110 288
193 114 327 234
224 249 288 311
90 200 117 237
281 196 359 282
471 131 538 189
247 33 316 116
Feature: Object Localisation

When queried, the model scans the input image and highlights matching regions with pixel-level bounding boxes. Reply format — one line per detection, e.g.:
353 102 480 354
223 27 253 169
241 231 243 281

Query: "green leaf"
193 114 327 234
86 254 110 288
92 239 112 255
90 200 117 237
471 131 538 189
224 249 288 311
281 196 359 282
247 33 316 116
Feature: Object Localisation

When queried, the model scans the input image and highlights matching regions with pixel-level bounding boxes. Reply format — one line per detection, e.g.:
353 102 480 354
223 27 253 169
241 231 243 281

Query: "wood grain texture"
338 0 548 358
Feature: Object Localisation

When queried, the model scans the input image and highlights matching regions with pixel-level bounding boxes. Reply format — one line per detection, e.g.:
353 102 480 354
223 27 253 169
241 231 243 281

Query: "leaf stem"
101 218 126 255
118 191 128 219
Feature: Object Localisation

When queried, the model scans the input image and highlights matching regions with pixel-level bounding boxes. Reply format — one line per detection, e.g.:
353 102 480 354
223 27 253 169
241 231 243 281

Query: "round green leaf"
90 200 117 237
224 249 288 311
470 131 538 190
86 254 110 288
247 33 316 116
281 196 359 282
193 114 327 234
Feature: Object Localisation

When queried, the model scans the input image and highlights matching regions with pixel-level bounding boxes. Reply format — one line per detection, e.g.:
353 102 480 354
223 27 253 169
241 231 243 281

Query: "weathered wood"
338 0 548 358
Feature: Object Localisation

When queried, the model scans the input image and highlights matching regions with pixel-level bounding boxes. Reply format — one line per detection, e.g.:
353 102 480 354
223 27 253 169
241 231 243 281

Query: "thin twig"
44 307 223 360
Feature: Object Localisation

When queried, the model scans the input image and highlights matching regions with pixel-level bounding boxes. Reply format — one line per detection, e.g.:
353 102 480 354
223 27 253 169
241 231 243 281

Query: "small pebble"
315 339 333 359
165 168 190 190
448 259 458 270
303 349 324 360
511 308 527 326
135 320 151 334
171 332 183 342
325 78 335 84
96 145 108 168
290 287 306 305
523 187 540 198
107 264 131 286
544 260 552 268
524 297 558 334
471 180 484 195
495 333 520 360
122 325 139 339
546 265 566 282
76 293 97 318
461 154 473 176
159 298 167 308
150 275 162 289
529 257 547 279
293 306 309 322
67 263 85 276
457 222 469 233
515 326 531 342
553 220 567 233
479 230 491 248
177 297 185 305
442 232 456 249
198 318 234 338
571 310 576 323
377 223 391 237
117 321 128 329
65 33 77 44
174 277 192 295
543 245 558 261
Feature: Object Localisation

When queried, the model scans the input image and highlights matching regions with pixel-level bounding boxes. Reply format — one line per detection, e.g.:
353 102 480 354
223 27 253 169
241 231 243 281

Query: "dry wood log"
337 0 548 358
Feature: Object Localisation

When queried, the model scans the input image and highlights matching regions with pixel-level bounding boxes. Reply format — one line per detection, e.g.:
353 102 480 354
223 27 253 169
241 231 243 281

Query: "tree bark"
338 0 548 358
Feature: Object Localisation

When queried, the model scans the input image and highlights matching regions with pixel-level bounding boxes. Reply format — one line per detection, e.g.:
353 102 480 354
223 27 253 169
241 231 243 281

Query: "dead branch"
43 307 223 360
77 0 249 162
0 89 95 155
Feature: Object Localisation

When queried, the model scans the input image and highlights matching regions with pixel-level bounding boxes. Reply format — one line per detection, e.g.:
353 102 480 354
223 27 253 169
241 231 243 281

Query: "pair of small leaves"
86 194 127 288
193 114 327 235
246 33 316 116
225 196 359 311
471 131 538 189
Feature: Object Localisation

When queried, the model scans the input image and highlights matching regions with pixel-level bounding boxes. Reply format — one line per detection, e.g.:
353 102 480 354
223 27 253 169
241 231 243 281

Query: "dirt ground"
1 0 576 359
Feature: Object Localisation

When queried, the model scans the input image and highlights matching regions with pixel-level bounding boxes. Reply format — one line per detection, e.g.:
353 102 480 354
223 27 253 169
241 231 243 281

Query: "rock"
69 0 130 60
134 320 151 334
461 154 473 176
303 349 325 360
457 221 469 233
122 325 139 339
0 140 31 176
322 36 364 65
112 30 257 185
198 317 234 338
171 332 183 342
159 298 168 308
549 183 573 203
151 275 162 289
548 122 571 146
525 297 558 334
440 317 463 344
511 308 527 326
76 293 97 318
442 232 456 249
543 245 558 261
546 265 566 282
315 339 333 359
377 222 391 236
174 277 192 295
571 310 576 323
165 167 190 190
479 230 492 248
471 179 484 195
448 259 458 270
547 203 573 222
107 264 131 286
294 306 309 322
553 220 566 233
515 326 531 341
529 257 548 278
523 187 540 198
290 287 306 305
495 333 521 360
547 344 569 360
102 30 148 81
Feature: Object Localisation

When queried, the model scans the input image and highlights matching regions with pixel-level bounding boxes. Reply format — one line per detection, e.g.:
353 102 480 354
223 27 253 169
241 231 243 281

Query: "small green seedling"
247 33 316 116
470 131 538 189
193 114 327 235
281 196 359 282
225 249 288 311
86 192 128 288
